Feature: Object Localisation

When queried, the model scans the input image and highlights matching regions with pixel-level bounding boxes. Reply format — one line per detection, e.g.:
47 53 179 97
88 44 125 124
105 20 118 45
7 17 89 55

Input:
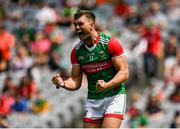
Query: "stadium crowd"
0 0 179 128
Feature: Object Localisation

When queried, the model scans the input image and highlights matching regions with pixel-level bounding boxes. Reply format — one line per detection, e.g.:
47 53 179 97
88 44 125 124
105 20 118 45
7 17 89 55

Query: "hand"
96 80 106 91
52 74 65 89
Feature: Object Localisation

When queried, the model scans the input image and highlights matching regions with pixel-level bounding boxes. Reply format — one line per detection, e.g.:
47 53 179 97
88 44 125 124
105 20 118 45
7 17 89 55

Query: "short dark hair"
74 10 95 22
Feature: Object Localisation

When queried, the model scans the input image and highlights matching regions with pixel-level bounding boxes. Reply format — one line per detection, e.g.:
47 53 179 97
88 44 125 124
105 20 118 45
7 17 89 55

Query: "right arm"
52 47 83 91
52 65 83 91
63 64 83 90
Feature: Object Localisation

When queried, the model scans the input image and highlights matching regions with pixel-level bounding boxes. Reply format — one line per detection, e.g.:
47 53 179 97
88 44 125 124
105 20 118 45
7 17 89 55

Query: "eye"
78 22 84 26
74 23 77 27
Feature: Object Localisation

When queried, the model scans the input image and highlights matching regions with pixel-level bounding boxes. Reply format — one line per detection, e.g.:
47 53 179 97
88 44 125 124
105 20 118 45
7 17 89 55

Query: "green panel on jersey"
87 67 126 99
75 32 126 99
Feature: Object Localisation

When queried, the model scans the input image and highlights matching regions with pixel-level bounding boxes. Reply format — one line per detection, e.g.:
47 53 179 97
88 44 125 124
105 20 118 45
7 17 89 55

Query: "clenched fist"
52 74 65 89
96 80 106 91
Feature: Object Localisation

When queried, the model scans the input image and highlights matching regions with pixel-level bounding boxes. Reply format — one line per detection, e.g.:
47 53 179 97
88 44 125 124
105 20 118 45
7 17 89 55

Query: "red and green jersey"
71 32 126 99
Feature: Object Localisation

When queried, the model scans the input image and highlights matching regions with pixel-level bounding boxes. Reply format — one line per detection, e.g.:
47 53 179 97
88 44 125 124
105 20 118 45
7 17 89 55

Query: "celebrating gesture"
52 10 129 128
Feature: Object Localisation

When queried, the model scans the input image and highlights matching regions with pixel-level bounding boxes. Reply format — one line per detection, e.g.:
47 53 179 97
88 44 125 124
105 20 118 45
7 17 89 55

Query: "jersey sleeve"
70 47 79 65
108 38 124 59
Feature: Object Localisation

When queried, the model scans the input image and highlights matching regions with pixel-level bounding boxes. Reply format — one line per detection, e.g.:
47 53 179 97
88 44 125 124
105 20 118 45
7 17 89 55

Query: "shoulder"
99 32 111 45
108 37 123 46
99 32 111 39
107 37 124 58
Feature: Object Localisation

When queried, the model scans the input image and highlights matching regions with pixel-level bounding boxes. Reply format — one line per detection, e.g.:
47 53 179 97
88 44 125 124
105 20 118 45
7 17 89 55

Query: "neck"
85 30 98 47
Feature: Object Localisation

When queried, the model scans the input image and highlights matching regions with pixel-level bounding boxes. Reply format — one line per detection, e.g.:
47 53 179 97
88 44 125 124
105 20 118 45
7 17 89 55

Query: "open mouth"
77 31 85 36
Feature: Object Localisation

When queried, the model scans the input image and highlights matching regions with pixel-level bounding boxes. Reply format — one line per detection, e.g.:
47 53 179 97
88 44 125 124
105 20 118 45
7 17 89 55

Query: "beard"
78 31 90 41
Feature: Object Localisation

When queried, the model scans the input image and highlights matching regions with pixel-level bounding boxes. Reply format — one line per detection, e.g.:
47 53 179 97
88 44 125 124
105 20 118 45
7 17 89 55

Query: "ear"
91 22 95 27
90 22 95 30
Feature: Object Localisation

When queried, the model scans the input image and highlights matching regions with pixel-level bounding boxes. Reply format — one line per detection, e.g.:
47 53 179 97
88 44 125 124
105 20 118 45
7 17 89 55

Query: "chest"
77 44 110 65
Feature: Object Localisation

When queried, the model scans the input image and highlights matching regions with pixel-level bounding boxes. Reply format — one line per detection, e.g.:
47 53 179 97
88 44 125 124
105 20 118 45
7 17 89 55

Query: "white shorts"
83 94 126 123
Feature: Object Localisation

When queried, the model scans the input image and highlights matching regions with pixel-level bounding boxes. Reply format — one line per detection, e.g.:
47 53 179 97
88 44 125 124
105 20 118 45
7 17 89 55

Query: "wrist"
62 81 65 88
58 81 65 88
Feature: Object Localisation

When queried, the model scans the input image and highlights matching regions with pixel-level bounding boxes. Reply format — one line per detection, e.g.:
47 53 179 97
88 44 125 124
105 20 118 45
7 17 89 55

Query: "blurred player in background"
52 10 129 128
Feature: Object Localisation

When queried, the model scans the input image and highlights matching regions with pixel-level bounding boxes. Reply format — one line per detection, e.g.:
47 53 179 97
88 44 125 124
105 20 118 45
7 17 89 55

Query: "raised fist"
96 80 106 91
52 74 65 88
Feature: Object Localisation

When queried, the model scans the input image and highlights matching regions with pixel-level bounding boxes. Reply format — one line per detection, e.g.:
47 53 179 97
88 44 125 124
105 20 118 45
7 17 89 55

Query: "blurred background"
0 0 179 128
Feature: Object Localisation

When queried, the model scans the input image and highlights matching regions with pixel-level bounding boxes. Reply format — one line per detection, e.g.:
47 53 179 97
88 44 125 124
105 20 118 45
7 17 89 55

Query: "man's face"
74 15 94 41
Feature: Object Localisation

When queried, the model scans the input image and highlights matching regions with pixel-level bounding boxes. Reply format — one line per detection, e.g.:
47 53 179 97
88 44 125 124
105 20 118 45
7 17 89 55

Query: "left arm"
96 55 129 91
108 55 129 86
96 37 129 91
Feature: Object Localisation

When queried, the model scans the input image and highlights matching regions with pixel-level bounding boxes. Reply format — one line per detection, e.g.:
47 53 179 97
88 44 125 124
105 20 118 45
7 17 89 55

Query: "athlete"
52 10 129 128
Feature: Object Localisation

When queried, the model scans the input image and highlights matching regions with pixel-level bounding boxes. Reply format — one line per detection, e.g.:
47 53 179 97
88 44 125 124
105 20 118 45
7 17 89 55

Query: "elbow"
74 85 81 90
68 86 80 91
124 70 129 82
71 83 81 91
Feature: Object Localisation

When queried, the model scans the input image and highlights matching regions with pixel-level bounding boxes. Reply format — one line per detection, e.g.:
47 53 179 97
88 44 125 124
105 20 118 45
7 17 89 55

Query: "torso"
72 32 126 99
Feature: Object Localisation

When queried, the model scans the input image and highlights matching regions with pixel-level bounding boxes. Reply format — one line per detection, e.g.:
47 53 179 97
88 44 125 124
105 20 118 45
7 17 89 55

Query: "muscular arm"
52 47 83 91
96 38 129 91
104 55 129 89
63 65 83 91
96 55 129 91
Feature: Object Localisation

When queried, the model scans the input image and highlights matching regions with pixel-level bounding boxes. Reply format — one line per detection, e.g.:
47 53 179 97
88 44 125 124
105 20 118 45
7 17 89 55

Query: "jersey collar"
84 32 100 52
